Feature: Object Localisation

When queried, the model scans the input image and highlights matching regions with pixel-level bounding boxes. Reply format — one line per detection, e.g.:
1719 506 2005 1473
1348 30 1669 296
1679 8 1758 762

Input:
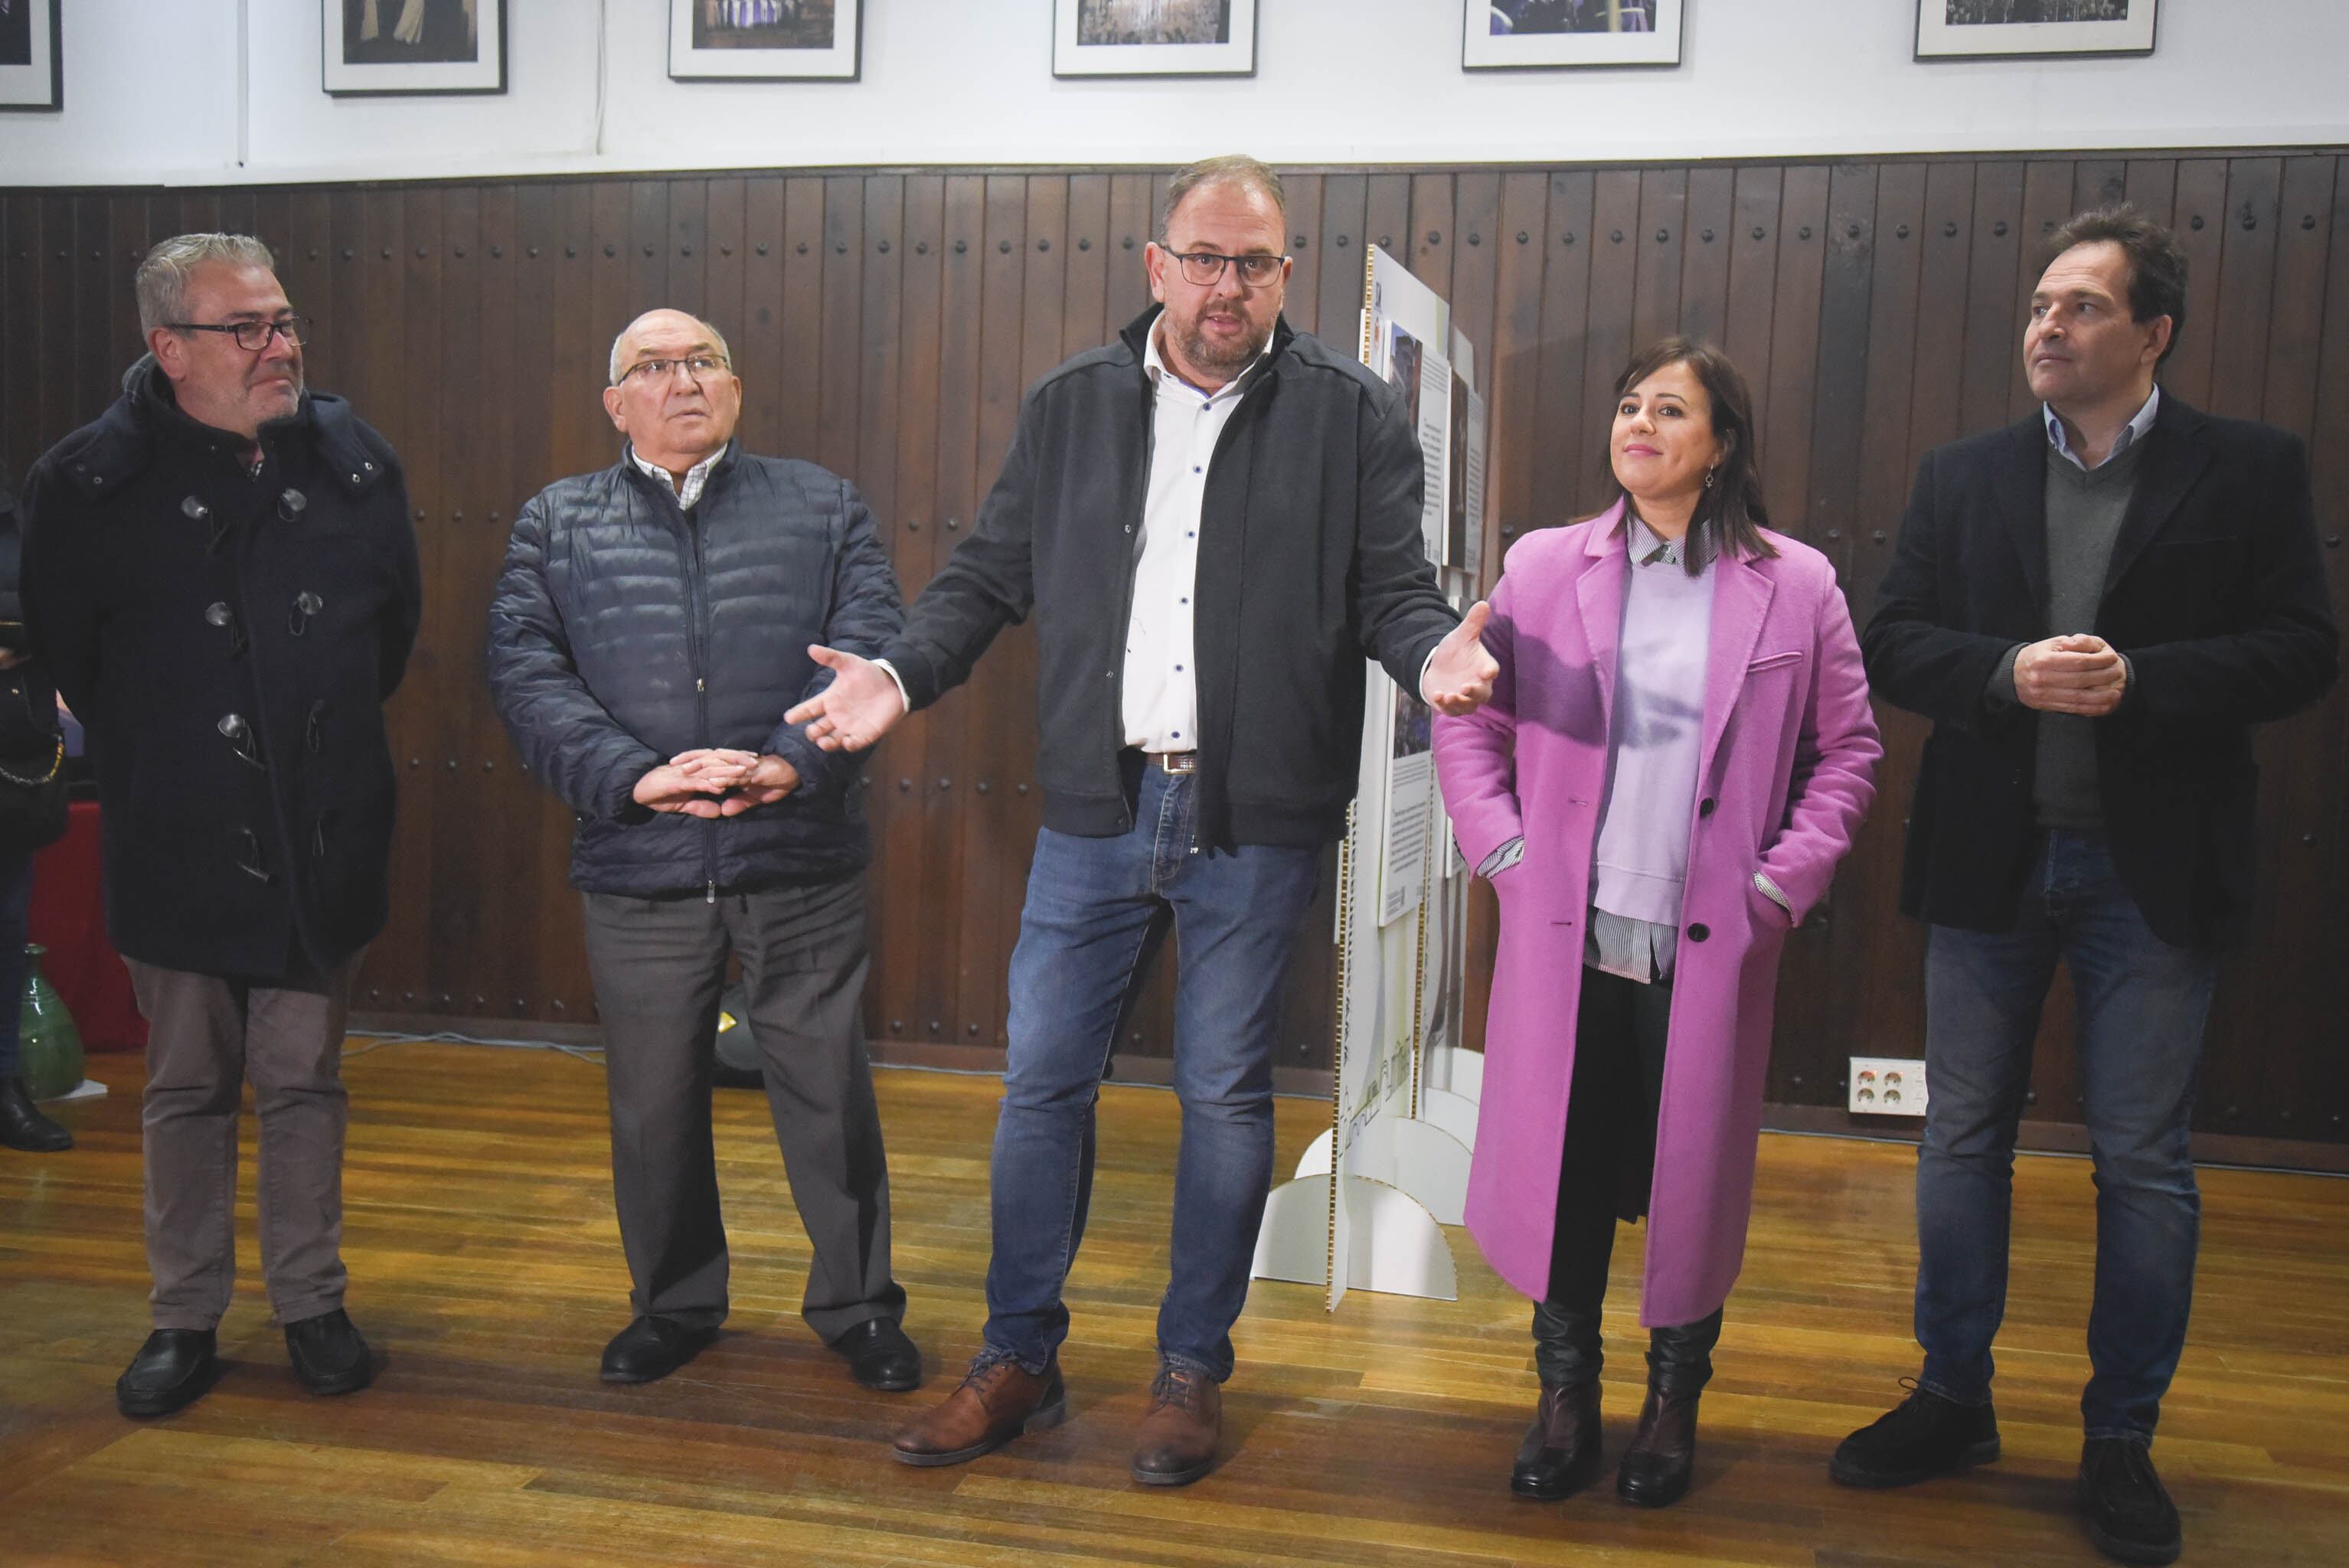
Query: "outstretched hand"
783 645 909 753
1423 600 1498 716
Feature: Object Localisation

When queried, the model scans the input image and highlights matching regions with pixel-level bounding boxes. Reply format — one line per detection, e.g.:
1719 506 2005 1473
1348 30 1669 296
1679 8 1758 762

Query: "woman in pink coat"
1433 338 1879 1509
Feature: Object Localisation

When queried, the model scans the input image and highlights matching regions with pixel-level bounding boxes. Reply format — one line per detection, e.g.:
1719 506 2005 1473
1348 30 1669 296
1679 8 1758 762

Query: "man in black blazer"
1838 208 2337 1565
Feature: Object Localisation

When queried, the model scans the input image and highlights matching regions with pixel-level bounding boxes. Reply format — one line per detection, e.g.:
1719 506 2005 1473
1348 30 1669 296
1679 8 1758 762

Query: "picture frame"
669 0 862 83
1464 0 1683 72
322 0 507 97
1916 1 2156 61
1054 0 1258 80
0 0 62 113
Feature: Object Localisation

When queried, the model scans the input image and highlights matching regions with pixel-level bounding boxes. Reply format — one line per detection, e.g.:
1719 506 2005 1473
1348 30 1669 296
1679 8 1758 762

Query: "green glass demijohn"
18 943 84 1102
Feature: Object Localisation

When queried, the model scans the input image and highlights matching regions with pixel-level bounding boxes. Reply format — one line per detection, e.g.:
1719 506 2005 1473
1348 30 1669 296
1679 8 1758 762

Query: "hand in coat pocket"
1748 867 1795 928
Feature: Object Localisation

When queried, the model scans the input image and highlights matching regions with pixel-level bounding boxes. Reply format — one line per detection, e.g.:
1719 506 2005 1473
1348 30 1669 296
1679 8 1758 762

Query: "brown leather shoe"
1511 1382 1602 1499
1616 1387 1700 1508
890 1355 1065 1467
1132 1364 1222 1487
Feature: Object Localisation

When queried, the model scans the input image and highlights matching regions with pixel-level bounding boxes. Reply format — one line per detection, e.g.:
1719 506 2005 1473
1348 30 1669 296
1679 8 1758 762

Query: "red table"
30 799 145 1053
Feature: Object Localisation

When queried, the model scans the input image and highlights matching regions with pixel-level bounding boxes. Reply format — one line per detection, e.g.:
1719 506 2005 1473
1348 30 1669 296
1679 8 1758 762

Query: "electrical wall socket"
1849 1057 1929 1116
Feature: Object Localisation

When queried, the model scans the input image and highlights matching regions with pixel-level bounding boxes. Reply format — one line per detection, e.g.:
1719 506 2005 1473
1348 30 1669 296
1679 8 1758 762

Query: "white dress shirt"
1123 324 1264 751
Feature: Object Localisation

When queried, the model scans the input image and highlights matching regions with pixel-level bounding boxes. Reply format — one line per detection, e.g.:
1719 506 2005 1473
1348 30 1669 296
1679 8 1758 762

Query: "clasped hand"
632 749 801 818
2013 633 2128 717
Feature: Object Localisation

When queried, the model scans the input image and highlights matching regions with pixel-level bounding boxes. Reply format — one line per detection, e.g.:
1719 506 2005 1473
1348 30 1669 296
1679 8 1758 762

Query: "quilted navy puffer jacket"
487 441 903 897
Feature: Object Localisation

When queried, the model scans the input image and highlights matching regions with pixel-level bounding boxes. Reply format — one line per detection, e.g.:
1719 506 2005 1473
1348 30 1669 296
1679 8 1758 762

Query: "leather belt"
1141 750 1199 774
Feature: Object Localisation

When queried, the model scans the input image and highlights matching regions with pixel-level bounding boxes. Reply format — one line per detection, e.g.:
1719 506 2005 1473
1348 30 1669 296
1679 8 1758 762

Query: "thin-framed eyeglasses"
1164 250 1287 288
620 354 731 387
168 315 310 352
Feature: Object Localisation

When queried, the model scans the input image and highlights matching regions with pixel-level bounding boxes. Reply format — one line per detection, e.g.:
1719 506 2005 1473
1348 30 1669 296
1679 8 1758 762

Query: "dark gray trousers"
125 956 356 1331
580 874 903 1341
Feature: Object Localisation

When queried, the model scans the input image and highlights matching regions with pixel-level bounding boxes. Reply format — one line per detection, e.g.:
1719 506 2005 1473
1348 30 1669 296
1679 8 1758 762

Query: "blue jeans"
983 760 1319 1383
1915 830 2215 1440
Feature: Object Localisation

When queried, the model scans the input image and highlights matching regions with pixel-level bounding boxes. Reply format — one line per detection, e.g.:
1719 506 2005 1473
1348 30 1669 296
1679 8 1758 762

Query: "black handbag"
0 666 66 851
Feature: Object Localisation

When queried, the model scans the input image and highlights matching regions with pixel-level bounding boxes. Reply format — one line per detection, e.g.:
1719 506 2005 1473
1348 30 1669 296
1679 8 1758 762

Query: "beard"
1170 308 1269 381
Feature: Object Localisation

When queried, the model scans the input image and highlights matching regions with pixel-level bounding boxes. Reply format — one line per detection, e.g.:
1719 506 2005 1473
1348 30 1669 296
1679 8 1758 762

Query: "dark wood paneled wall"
4 152 2344 1150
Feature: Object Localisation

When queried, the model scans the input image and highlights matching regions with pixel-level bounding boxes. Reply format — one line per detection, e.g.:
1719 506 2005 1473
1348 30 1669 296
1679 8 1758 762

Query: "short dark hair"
1161 155 1286 237
2043 204 2189 365
1605 337 1778 575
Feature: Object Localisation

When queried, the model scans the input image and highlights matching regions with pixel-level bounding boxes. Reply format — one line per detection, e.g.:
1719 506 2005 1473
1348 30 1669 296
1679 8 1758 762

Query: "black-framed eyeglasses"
1165 250 1287 288
168 315 309 352
620 354 731 387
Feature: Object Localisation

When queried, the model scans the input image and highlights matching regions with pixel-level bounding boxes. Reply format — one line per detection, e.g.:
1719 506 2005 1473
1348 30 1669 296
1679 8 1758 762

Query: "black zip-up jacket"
487 441 903 898
881 307 1458 850
21 356 421 976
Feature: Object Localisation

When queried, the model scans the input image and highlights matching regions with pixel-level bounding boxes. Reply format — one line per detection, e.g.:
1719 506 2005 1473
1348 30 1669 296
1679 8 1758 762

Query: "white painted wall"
4 1 2344 188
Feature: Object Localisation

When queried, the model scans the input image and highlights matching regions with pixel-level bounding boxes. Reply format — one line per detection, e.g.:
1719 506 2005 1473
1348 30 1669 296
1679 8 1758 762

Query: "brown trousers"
126 956 357 1331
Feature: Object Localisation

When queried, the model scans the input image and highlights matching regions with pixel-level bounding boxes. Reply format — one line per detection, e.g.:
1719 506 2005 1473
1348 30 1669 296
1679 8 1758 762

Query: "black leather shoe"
1511 1383 1602 1499
116 1329 219 1418
285 1308 373 1396
599 1315 717 1383
829 1317 921 1392
2079 1436 2181 1565
1616 1388 1700 1508
1830 1383 2000 1488
0 1076 71 1152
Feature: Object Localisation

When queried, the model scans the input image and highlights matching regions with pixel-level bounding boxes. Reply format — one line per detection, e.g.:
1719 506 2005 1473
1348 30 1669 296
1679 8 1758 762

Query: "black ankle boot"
1511 1382 1602 1499
2079 1436 2181 1565
1616 1310 1720 1508
1616 1384 1700 1507
0 1076 72 1152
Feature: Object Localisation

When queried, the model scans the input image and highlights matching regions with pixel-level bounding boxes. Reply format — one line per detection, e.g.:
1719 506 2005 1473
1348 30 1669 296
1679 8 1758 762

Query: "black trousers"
580 874 903 1341
1531 963 1721 1394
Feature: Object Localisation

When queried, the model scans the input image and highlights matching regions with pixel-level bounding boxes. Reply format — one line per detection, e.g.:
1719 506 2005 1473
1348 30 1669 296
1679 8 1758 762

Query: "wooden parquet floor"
2 1041 2344 1567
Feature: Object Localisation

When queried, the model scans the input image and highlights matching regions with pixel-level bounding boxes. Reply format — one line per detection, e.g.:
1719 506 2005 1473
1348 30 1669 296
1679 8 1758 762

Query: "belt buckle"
1154 750 1198 775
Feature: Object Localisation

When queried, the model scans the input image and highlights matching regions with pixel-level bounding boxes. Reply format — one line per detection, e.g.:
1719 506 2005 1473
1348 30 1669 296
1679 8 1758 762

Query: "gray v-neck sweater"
2030 436 2148 828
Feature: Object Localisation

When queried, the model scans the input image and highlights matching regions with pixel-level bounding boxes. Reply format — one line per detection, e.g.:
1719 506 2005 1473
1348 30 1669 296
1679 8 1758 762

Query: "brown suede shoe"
890 1355 1065 1467
1132 1364 1222 1487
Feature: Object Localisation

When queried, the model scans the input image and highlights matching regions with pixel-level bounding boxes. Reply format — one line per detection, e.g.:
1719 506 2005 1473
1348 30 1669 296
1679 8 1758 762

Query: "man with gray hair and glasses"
488 308 919 1396
19 233 421 1417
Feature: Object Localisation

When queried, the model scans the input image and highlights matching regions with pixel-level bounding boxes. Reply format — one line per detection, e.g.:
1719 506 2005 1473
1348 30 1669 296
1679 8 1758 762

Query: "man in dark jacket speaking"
487 309 918 1394
788 155 1497 1485
21 233 422 1417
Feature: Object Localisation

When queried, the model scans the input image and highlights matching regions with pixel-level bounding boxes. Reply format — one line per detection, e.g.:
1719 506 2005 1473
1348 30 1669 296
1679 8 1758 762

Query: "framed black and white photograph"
670 0 862 82
1464 0 1682 72
1053 0 1258 80
0 0 62 113
1916 1 2157 60
322 0 507 96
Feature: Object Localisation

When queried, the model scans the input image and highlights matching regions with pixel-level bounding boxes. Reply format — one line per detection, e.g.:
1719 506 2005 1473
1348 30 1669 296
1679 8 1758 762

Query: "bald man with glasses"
488 309 920 1395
